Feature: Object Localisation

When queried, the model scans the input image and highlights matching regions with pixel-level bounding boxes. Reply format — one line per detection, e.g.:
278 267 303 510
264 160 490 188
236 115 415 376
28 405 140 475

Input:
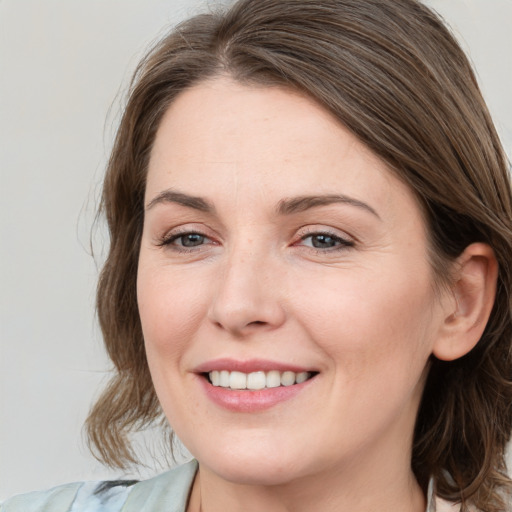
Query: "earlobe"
432 243 498 362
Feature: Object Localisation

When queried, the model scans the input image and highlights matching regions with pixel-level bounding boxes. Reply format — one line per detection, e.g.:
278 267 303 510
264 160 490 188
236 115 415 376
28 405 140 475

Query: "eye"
299 232 354 250
158 230 213 251
174 233 207 247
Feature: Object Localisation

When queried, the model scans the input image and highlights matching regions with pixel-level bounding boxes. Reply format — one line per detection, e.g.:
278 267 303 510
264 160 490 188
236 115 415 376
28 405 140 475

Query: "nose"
207 244 286 337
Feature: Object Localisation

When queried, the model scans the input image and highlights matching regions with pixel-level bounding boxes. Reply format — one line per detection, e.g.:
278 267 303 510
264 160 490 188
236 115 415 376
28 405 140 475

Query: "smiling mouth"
205 370 317 390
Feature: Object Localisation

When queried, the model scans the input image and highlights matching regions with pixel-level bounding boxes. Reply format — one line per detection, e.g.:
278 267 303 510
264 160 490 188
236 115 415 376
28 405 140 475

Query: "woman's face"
138 77 449 485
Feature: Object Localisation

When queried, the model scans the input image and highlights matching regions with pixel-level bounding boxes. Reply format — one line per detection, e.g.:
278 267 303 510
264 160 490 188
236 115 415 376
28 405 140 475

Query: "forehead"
146 77 417 221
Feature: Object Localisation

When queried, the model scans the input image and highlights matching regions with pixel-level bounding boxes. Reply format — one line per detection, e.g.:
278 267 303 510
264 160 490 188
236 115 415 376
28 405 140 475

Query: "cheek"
136 263 211 428
292 262 436 381
137 262 210 360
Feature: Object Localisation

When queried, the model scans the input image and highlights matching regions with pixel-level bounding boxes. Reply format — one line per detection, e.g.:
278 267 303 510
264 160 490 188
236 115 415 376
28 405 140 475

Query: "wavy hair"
86 1 512 509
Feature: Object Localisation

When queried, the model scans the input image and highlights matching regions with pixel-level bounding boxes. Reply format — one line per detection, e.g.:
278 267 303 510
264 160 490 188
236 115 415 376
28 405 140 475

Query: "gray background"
1 0 511 500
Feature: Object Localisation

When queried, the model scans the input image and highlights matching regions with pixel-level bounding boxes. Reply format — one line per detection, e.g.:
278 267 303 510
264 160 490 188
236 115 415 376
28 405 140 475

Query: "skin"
137 76 458 512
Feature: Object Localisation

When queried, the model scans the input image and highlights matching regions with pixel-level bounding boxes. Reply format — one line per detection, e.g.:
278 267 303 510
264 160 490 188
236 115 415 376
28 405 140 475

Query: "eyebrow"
145 190 215 213
277 194 381 219
145 189 380 220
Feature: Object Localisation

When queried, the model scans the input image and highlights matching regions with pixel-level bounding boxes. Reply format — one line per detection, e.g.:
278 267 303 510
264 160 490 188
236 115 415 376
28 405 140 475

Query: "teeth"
247 371 266 390
229 371 247 390
280 371 295 386
211 370 220 386
266 370 281 388
219 370 230 387
208 370 313 390
296 371 309 384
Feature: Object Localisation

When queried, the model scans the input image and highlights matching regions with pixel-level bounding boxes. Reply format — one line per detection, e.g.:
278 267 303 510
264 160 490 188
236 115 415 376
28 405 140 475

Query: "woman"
2 0 511 511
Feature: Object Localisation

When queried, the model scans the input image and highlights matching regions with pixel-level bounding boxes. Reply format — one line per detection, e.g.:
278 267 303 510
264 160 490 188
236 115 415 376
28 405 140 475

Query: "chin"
205 457 306 486
186 436 315 486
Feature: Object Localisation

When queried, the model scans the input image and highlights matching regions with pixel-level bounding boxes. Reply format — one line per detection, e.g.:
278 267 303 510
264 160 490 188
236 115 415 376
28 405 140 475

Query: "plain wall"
1 0 511 500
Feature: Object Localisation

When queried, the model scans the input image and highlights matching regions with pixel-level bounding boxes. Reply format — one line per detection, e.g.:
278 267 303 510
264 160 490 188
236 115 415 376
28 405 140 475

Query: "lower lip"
197 375 315 412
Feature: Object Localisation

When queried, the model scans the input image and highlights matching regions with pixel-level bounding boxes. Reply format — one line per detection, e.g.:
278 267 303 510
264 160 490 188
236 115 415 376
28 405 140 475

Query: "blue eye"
300 232 353 250
160 232 210 249
177 233 206 247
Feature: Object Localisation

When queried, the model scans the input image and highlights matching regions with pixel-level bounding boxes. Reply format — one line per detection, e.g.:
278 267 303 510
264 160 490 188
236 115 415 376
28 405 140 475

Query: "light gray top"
0 461 197 512
1 460 459 511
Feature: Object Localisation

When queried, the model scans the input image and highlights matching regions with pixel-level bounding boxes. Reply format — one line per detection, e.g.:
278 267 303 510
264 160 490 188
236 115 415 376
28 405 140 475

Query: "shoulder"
0 482 83 512
0 460 198 512
0 480 136 512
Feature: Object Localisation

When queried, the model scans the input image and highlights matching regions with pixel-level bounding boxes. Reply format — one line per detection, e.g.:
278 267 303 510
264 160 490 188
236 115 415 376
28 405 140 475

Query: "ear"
432 243 498 361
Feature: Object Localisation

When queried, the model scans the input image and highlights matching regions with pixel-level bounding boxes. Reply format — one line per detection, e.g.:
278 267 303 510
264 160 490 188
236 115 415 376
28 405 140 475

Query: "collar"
426 478 436 512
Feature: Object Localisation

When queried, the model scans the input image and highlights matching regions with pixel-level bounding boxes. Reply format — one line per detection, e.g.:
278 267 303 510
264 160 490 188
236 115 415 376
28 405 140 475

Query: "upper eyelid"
159 223 217 239
300 232 351 242
295 225 355 241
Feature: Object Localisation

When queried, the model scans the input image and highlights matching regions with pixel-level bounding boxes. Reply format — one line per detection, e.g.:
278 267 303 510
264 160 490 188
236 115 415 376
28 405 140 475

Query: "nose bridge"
208 237 285 334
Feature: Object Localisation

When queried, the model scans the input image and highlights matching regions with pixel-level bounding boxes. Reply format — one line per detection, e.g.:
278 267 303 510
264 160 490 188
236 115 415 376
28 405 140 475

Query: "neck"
187 453 426 512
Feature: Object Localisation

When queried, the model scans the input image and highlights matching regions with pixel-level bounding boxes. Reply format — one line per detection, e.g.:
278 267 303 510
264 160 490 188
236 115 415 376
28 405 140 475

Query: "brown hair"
86 0 512 509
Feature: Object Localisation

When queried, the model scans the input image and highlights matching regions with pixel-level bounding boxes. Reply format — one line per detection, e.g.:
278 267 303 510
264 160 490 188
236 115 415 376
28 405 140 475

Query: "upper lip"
193 358 315 374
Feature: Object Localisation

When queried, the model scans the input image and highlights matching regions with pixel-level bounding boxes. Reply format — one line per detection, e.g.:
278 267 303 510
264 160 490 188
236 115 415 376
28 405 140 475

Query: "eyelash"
297 230 355 252
157 227 354 255
157 229 214 253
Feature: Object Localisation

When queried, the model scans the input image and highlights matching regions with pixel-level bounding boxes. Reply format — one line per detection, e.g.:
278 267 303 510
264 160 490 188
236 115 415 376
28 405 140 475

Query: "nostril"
247 320 272 329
